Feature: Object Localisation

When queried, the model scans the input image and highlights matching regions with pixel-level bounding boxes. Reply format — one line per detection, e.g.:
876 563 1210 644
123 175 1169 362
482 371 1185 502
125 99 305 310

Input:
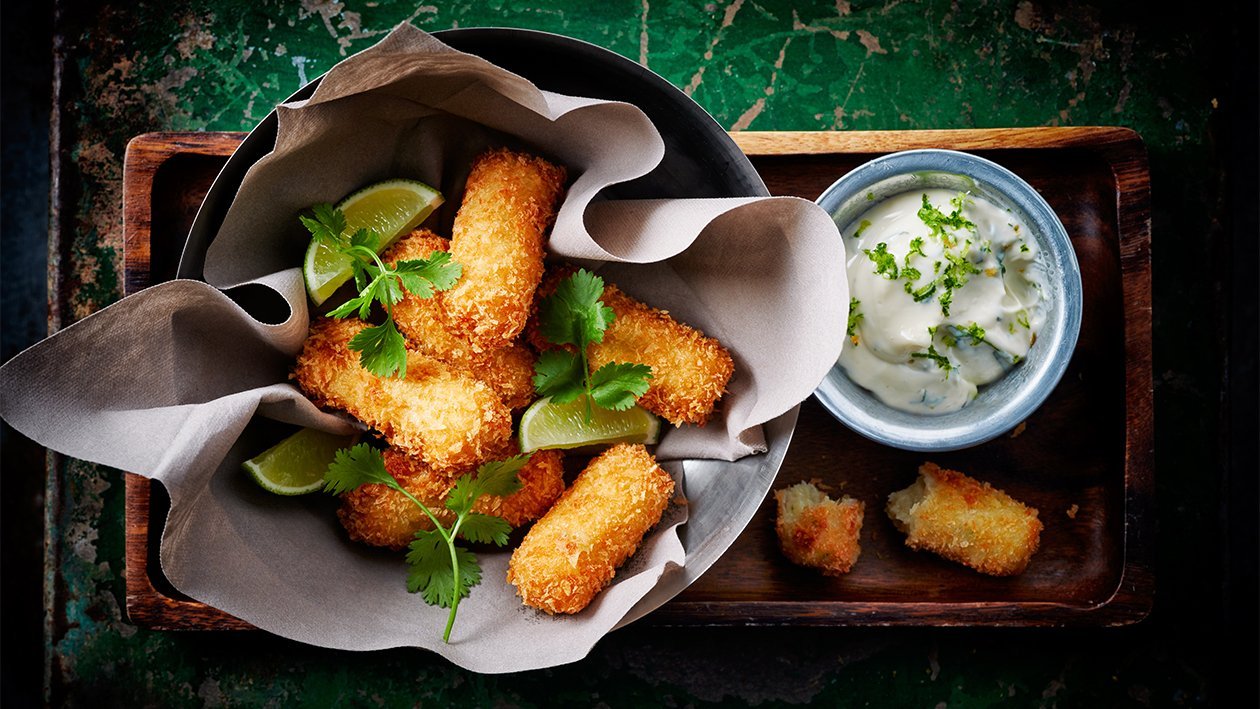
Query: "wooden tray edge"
122 132 255 630
119 128 1155 629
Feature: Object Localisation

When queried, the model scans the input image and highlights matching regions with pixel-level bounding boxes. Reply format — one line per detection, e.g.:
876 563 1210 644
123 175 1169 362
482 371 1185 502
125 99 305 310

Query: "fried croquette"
886 462 1043 576
530 268 735 426
292 317 511 474
507 443 674 614
442 148 567 350
774 482 864 576
382 230 537 409
337 447 566 550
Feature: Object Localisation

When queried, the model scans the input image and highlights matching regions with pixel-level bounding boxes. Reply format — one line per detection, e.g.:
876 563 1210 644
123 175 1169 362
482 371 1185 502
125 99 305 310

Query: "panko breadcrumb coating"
886 462 1043 576
337 447 566 550
442 148 567 350
774 482 864 575
381 230 537 409
292 317 511 475
529 267 734 427
507 443 674 614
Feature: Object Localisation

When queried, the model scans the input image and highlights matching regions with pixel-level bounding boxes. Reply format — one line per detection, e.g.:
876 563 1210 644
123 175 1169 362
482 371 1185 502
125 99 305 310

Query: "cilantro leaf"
398 251 462 290
589 362 653 411
406 531 480 608
323 443 398 495
302 203 461 380
326 293 370 320
906 281 938 303
300 203 347 245
847 298 864 337
918 193 976 247
349 227 377 251
445 455 529 514
349 320 408 378
471 454 530 499
532 349 587 404
532 269 652 421
864 242 899 280
457 513 513 546
368 271 406 309
908 236 927 259
911 344 954 372
539 269 616 347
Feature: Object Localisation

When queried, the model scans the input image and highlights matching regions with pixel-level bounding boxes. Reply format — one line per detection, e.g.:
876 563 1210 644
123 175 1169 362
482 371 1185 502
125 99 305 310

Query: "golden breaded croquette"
774 482 864 576
886 462 1043 576
529 267 735 426
292 317 511 475
507 443 674 614
442 148 567 350
595 284 734 426
381 230 537 409
338 447 566 550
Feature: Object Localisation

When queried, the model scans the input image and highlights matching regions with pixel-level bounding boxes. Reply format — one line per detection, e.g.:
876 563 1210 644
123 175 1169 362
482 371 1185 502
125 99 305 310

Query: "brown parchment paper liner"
0 25 847 672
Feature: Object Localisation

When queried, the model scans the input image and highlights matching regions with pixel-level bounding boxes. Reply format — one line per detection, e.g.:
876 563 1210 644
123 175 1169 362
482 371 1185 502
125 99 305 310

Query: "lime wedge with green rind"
303 178 444 306
519 396 661 452
243 427 361 495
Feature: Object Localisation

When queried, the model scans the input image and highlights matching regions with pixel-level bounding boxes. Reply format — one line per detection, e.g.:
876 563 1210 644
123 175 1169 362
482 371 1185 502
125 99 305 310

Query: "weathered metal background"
37 0 1242 704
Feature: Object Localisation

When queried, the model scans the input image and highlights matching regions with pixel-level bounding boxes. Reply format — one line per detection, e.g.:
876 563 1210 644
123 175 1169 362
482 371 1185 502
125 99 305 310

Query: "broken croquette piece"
291 317 511 476
886 462 1043 577
337 447 566 551
529 267 735 427
774 482 864 576
442 148 567 350
507 443 674 614
381 229 537 409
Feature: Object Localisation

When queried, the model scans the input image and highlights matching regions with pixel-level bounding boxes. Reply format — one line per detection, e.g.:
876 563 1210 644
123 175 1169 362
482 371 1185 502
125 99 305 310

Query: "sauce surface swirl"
840 189 1045 414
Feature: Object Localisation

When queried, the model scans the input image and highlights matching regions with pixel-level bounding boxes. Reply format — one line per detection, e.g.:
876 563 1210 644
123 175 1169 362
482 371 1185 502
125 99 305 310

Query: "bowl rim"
813 148 1083 451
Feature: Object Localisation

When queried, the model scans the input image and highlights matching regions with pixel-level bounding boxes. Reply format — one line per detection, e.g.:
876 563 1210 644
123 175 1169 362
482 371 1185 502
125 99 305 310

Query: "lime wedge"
243 427 360 495
303 179 444 305
519 396 661 452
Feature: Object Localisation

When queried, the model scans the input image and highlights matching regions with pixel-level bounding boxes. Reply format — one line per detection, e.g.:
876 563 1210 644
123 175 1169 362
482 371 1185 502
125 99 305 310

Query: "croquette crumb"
774 481 864 576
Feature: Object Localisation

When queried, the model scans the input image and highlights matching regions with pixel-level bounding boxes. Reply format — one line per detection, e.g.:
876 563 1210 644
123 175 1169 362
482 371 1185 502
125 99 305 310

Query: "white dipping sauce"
839 189 1045 414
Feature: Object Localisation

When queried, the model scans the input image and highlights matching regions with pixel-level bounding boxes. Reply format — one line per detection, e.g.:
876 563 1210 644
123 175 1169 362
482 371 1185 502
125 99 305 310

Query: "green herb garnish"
907 236 927 260
917 193 976 247
905 280 938 302
1016 309 1032 329
854 219 872 238
533 270 652 421
937 249 982 316
911 344 954 372
323 444 527 642
864 242 899 280
847 298 864 338
302 204 461 378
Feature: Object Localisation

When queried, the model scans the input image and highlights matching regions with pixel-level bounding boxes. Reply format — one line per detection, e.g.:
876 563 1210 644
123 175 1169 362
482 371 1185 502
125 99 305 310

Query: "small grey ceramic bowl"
814 149 1082 451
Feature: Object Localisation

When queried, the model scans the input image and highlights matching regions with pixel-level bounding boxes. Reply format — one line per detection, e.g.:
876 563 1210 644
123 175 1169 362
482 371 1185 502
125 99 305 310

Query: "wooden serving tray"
122 127 1153 630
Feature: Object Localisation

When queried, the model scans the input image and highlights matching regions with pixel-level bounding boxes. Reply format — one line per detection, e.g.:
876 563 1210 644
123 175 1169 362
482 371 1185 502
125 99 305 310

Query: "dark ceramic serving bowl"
179 27 796 630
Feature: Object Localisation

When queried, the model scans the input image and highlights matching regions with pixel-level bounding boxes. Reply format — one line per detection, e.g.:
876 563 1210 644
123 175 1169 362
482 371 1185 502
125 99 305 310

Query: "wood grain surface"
122 128 1153 629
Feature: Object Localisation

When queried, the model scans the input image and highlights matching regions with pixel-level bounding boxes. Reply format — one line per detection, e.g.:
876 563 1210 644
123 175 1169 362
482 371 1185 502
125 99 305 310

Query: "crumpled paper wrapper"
0 24 846 672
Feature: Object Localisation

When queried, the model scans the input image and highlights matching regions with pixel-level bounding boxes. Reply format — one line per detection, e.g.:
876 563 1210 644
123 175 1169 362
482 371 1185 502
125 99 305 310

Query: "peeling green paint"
48 0 1228 705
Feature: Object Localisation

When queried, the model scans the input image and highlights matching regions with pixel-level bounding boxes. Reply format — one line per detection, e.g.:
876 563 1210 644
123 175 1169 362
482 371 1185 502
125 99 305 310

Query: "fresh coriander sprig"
300 204 461 379
532 269 653 422
323 443 527 643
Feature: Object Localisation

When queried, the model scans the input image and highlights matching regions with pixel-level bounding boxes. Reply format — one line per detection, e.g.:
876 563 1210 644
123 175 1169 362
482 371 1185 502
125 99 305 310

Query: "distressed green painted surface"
53 0 1227 705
